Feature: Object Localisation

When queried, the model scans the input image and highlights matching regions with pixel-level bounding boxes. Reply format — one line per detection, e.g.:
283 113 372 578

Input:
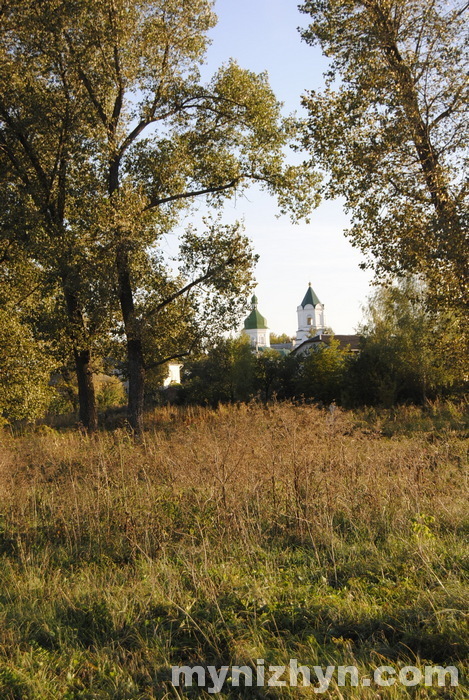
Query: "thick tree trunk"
74 347 98 431
63 287 98 432
116 247 145 434
127 337 145 434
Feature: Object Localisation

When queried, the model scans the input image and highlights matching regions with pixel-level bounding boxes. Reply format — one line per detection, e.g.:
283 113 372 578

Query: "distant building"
242 283 360 357
294 282 326 344
291 334 361 357
164 363 182 386
242 295 270 350
269 342 293 356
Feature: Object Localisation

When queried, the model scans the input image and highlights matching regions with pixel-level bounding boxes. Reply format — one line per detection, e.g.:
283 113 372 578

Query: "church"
242 283 360 355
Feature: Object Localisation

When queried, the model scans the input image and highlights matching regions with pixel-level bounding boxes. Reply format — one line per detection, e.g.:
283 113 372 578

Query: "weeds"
0 402 467 697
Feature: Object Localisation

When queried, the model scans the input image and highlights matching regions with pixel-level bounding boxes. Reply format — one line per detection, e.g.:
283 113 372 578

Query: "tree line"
177 278 466 409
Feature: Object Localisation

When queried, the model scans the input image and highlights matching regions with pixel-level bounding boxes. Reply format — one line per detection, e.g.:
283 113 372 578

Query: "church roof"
291 334 362 356
244 309 269 330
301 283 321 307
244 295 269 330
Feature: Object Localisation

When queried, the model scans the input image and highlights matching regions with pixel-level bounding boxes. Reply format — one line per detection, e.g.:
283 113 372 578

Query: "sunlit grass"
0 402 467 697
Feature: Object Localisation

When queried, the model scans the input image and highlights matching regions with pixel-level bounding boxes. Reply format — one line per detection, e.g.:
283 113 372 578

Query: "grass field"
0 402 467 698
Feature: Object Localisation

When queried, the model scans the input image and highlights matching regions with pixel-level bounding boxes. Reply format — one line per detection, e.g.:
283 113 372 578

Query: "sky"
194 0 375 336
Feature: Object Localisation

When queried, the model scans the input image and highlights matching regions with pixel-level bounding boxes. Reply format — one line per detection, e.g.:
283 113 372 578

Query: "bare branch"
145 263 229 320
144 178 242 211
76 66 109 128
429 84 467 130
146 350 191 371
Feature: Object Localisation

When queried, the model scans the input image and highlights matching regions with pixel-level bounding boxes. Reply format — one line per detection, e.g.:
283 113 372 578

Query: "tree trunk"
74 347 98 431
116 247 145 434
127 336 145 434
63 287 98 432
109 154 145 433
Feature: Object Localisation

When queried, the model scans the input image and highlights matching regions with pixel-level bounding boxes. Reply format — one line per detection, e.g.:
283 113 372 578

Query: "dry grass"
0 402 467 698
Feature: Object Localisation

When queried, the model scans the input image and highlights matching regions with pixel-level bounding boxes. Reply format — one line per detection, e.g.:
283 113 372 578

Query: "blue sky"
198 0 374 335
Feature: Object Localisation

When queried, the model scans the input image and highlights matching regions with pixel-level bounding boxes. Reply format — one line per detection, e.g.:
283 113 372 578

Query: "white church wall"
295 302 326 344
244 328 270 348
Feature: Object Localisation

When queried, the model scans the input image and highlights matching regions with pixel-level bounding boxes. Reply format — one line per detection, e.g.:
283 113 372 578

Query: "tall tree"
0 3 115 430
299 0 468 311
67 0 318 432
1 0 319 432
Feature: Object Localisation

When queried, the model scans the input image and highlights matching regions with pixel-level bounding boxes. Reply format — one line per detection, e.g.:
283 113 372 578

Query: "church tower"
243 295 270 349
295 282 326 344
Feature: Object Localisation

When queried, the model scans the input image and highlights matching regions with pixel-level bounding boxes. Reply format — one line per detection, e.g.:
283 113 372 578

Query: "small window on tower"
307 316 313 325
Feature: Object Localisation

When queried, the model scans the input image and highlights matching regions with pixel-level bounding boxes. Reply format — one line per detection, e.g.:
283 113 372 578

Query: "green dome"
244 309 269 330
244 295 268 329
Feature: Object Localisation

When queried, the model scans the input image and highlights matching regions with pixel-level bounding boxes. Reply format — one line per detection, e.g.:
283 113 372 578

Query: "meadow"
0 402 467 698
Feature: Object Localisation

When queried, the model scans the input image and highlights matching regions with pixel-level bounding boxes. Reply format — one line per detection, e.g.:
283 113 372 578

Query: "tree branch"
452 2 469 19
0 131 32 189
144 178 242 211
77 67 109 128
146 350 191 371
146 269 213 319
109 0 124 137
117 92 211 163
429 84 467 130
145 250 244 322
0 107 51 195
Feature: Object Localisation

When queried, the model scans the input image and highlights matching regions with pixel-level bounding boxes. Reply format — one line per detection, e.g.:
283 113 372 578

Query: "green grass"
0 402 467 697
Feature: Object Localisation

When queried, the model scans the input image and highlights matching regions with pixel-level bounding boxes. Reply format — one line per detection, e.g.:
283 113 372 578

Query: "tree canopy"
300 0 468 311
0 0 320 430
346 276 466 405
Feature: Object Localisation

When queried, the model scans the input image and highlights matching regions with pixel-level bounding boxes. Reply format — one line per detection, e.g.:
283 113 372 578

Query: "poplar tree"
300 0 468 311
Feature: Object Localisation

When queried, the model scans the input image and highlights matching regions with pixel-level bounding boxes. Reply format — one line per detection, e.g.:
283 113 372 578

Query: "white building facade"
163 363 182 386
294 283 326 345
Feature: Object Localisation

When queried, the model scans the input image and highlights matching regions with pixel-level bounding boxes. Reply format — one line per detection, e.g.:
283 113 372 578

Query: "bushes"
344 279 467 407
295 336 349 403
0 311 55 424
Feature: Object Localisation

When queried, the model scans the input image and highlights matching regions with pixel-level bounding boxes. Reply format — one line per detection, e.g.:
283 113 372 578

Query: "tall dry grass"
0 402 467 697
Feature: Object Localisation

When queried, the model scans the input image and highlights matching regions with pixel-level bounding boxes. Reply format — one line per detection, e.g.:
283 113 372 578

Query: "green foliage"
254 348 285 402
296 336 349 403
269 332 293 344
0 311 54 423
0 0 320 429
300 0 468 312
96 376 126 411
345 278 466 406
181 336 256 406
181 337 303 406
